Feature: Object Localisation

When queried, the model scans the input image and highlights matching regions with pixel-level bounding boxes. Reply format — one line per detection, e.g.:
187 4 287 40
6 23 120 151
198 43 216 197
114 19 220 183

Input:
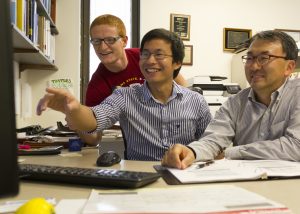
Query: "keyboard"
19 164 161 188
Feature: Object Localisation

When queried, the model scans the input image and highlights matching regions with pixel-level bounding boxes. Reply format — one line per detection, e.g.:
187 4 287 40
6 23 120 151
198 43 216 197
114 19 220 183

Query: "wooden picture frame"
275 29 300 44
170 14 191 40
223 28 252 51
183 45 193 65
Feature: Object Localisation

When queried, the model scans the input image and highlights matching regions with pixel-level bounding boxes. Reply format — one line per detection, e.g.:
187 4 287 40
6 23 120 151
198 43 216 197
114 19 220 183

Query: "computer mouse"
96 151 121 167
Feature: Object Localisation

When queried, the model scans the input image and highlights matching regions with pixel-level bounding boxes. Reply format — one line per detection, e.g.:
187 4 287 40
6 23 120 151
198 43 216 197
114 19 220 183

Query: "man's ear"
284 60 296 77
173 62 182 70
122 36 128 47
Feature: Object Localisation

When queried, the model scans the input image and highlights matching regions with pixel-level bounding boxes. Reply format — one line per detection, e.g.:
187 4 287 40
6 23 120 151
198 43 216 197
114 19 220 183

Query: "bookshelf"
12 0 58 71
36 0 58 35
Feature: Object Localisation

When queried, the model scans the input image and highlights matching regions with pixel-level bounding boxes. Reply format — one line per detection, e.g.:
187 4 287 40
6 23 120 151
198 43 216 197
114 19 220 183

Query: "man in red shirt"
86 48 142 106
82 14 187 145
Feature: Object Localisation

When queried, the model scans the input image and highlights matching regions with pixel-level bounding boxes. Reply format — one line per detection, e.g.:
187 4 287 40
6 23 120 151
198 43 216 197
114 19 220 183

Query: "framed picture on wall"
183 45 193 65
170 14 191 40
275 29 300 46
223 28 252 51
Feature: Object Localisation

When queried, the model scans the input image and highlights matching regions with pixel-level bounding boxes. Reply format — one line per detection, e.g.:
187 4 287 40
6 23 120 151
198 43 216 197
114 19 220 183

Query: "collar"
272 78 289 102
141 81 184 103
248 78 289 103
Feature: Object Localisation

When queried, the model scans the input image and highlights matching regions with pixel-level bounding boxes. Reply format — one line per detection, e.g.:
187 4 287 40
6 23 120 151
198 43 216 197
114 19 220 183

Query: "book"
16 0 25 31
166 159 300 184
82 186 291 214
10 0 17 24
32 0 38 44
37 15 45 51
50 0 56 23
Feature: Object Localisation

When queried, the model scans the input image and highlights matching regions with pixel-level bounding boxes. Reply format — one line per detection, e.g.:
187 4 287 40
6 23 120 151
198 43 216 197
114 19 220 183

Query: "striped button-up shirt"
190 78 300 161
91 81 211 161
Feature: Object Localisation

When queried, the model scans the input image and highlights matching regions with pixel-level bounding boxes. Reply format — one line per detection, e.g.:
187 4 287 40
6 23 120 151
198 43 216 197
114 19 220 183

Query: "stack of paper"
81 186 290 213
167 159 300 184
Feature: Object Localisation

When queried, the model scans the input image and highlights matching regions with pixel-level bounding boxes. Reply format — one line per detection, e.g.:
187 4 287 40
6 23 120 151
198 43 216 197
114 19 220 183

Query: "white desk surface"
1 148 300 214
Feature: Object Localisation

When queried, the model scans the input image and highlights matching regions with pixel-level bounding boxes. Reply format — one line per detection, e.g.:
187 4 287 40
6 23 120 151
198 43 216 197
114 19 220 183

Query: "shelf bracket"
19 64 58 72
14 48 39 53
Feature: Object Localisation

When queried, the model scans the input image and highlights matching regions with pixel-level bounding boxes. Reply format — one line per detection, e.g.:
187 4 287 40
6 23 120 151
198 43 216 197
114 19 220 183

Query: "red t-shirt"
85 48 144 107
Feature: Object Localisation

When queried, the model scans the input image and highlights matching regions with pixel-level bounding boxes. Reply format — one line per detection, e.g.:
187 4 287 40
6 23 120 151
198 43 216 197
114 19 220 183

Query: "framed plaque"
275 29 300 44
183 45 193 65
223 28 252 51
170 14 191 40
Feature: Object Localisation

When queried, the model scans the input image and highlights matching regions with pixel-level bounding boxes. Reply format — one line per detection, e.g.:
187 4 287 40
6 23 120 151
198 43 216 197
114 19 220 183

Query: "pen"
196 160 214 169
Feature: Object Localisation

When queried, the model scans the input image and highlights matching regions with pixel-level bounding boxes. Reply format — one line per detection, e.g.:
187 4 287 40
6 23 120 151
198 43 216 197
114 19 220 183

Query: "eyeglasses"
90 36 121 46
140 50 173 60
241 54 288 66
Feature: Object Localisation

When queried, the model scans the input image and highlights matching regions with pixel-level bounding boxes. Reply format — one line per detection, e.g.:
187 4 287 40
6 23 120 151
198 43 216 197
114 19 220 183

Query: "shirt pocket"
169 121 196 139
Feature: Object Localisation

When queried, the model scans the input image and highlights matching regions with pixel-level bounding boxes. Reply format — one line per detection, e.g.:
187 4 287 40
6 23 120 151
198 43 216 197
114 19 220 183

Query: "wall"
17 0 300 128
140 0 300 82
89 0 132 78
16 0 81 128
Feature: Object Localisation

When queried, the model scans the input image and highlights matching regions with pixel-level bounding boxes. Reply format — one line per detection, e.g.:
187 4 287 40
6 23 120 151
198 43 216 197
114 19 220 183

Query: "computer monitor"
0 0 19 197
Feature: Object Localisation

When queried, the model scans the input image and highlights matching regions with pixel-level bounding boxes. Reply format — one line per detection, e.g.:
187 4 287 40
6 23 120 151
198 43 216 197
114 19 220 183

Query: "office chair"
121 129 128 159
190 86 203 95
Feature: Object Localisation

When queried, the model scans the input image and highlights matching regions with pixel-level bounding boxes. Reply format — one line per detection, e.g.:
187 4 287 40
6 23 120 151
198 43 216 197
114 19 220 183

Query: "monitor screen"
0 0 19 197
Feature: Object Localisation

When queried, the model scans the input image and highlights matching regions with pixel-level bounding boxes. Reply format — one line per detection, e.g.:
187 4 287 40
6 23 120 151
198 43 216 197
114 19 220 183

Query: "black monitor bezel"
0 0 19 197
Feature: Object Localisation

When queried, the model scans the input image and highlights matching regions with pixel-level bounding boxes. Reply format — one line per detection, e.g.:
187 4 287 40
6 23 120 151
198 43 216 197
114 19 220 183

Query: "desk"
1 148 300 213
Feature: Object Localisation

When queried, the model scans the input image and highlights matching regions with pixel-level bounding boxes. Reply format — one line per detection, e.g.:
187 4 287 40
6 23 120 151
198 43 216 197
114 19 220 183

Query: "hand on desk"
215 151 225 160
161 144 195 169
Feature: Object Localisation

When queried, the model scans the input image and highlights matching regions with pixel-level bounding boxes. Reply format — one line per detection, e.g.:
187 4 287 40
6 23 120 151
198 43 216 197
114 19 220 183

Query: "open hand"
36 88 80 116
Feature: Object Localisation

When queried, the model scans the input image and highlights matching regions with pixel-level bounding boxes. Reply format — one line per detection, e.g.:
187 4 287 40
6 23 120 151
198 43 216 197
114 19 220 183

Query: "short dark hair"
249 30 298 62
140 28 185 78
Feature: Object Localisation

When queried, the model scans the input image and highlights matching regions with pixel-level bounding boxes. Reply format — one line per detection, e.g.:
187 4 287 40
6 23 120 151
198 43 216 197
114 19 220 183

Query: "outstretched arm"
161 144 196 169
36 87 97 132
78 132 102 146
65 115 102 146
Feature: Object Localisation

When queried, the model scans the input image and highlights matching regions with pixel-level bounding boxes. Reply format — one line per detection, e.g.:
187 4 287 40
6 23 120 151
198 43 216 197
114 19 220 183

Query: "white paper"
102 129 122 139
168 159 266 183
55 199 86 214
233 159 300 177
82 186 290 214
13 61 21 115
47 78 74 94
21 82 32 118
167 159 300 184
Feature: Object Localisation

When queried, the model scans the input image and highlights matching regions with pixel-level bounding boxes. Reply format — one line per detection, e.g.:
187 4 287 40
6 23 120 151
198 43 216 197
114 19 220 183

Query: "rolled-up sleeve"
189 99 236 161
89 90 125 133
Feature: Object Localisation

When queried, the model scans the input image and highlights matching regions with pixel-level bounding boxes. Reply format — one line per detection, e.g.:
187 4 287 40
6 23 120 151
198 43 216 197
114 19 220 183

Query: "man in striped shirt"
36 28 212 161
162 30 300 169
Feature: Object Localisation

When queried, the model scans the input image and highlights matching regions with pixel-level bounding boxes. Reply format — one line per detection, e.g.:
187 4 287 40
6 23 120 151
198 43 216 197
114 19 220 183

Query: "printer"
187 76 241 116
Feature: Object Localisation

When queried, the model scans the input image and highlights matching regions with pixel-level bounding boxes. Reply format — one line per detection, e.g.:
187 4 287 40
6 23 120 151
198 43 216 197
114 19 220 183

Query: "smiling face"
245 39 294 95
139 39 181 85
90 24 127 66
